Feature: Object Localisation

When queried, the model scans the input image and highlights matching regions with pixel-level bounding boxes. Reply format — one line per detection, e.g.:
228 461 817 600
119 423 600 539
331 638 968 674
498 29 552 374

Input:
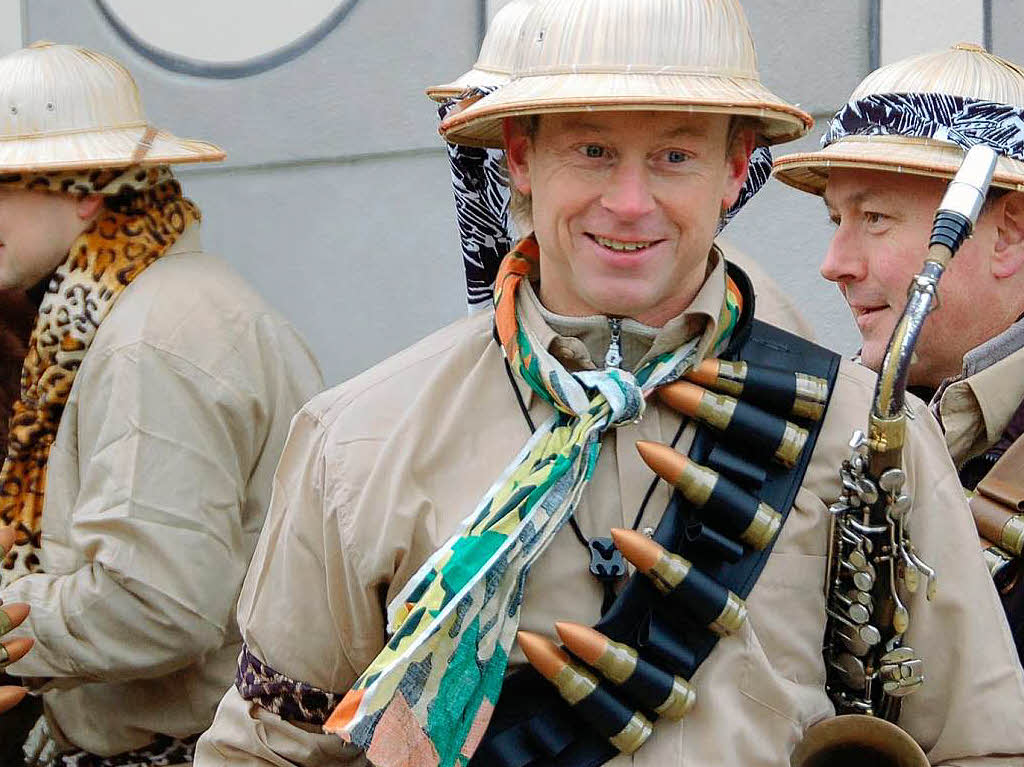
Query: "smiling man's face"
504 110 752 327
821 167 1014 387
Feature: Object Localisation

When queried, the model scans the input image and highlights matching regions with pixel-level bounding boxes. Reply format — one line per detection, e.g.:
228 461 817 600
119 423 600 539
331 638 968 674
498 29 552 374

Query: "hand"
0 527 32 714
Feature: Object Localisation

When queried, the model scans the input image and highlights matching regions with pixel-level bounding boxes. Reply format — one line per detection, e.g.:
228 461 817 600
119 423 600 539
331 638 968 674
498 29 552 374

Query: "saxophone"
793 145 1000 767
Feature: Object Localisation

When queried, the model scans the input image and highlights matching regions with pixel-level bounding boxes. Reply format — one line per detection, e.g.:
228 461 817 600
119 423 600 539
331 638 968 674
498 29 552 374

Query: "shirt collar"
513 248 727 407
935 318 1024 464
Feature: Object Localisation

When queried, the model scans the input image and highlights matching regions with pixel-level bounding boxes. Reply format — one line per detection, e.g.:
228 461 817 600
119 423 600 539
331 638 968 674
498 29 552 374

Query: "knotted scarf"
325 235 741 767
0 165 200 586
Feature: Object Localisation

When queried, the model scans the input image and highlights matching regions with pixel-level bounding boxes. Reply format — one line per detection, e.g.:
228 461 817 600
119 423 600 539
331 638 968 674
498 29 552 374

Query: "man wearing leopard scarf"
0 43 323 766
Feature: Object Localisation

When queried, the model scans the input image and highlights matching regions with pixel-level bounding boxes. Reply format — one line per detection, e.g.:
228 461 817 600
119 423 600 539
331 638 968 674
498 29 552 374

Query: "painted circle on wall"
95 0 361 78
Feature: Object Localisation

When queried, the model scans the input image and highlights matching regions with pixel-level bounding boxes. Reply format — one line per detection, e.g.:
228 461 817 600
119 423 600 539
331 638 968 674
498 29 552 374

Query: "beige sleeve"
898 396 1024 763
196 407 384 766
196 685 367 767
3 340 261 683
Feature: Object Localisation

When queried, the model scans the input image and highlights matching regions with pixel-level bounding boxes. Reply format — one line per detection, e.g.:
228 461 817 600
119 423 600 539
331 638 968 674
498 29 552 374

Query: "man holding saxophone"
775 43 1024 662
200 3 1024 765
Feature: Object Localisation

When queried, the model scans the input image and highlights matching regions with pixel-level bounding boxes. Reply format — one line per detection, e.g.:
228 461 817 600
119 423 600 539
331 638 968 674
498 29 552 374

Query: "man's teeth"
594 235 654 252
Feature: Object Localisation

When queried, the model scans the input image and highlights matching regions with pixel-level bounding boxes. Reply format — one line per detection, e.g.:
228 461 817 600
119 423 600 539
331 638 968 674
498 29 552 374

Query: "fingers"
0 637 32 669
0 526 14 555
0 603 29 636
0 685 27 714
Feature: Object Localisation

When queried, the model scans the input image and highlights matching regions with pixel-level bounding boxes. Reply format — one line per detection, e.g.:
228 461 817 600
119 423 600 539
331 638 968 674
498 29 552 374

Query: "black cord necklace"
496 326 688 612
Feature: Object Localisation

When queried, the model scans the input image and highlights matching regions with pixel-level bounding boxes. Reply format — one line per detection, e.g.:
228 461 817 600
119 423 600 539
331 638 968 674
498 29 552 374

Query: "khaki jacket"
936 328 1024 467
197 257 1024 766
3 225 324 757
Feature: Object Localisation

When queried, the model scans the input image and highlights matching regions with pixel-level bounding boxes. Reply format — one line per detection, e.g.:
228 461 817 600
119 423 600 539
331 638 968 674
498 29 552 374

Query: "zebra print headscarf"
823 93 1024 160
439 89 773 313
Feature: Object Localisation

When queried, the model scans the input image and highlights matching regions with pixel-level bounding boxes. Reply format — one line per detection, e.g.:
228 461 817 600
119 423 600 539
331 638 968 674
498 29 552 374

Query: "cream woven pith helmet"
774 43 1024 195
440 0 812 149
426 0 536 103
0 41 223 172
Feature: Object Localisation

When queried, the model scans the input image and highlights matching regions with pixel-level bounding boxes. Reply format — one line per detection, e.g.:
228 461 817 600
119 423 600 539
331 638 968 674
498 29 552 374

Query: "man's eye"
581 145 605 159
865 211 888 225
665 150 688 163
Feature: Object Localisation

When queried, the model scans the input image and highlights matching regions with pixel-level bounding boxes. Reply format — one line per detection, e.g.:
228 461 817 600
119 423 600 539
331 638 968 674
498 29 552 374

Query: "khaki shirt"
938 343 1024 468
197 257 1024 766
3 225 324 757
718 239 817 342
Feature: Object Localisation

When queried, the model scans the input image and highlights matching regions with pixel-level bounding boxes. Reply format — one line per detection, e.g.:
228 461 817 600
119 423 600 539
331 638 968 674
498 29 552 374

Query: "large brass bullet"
658 381 808 468
635 440 781 550
685 359 828 422
517 631 654 754
555 621 696 721
610 528 747 636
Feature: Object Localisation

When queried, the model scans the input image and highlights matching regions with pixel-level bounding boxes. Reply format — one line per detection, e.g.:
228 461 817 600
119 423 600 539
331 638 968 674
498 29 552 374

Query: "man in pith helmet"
0 42 323 765
426 0 816 339
774 42 1024 660
199 3 1024 765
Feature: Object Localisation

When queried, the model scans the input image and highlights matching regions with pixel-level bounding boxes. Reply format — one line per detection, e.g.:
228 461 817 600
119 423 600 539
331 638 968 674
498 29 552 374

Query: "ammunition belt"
470 266 841 767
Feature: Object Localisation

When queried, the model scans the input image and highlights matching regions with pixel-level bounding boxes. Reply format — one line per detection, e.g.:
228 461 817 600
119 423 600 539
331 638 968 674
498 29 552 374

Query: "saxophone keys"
852 570 874 592
832 653 867 689
846 548 870 571
834 592 871 624
899 547 921 593
907 547 937 600
893 603 910 634
855 478 879 505
849 602 871 624
878 468 907 495
880 646 916 663
888 495 912 519
880 649 925 697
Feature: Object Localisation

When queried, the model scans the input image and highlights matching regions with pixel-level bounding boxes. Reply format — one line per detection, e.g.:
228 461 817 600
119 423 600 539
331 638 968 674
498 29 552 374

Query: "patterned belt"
57 734 200 767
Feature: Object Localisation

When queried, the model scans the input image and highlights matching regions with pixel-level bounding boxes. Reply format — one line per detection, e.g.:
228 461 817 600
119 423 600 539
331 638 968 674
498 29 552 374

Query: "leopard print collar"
0 166 200 585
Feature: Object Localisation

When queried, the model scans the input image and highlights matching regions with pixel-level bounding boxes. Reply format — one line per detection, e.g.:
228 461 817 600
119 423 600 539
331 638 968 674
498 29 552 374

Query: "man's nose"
601 162 656 220
820 223 867 284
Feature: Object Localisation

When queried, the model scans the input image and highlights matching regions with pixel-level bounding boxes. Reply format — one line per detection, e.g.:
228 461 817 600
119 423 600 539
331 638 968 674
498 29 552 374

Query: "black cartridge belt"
470 263 841 767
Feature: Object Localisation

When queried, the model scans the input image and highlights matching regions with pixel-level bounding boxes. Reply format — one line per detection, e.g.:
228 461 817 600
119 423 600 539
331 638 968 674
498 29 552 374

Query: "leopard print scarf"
0 165 200 586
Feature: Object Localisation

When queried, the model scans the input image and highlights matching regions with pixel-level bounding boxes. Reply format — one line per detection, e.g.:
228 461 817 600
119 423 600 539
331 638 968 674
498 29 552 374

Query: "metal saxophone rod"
797 145 999 767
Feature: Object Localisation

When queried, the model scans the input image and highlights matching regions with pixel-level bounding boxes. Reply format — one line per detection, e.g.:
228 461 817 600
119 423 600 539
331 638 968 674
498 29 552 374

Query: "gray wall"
23 0 997 383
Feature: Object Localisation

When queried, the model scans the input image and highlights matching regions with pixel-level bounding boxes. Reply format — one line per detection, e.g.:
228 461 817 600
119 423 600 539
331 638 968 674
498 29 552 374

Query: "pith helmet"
0 41 224 172
440 0 812 149
774 43 1024 195
426 1 536 102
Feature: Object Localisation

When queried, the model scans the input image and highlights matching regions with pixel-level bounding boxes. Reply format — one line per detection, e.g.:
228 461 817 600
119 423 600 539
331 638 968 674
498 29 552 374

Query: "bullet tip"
554 621 606 665
517 631 568 681
657 380 704 416
635 440 687 485
610 528 662 573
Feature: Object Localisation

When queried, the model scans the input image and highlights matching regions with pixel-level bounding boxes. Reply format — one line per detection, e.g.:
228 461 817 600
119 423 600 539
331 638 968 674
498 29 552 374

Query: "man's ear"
76 193 103 221
992 191 1024 279
721 129 755 210
503 117 533 197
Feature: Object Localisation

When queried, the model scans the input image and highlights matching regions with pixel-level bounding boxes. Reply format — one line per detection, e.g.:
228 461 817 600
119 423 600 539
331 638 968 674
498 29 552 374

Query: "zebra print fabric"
823 93 1024 160
439 89 514 314
440 90 774 311
721 145 772 230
